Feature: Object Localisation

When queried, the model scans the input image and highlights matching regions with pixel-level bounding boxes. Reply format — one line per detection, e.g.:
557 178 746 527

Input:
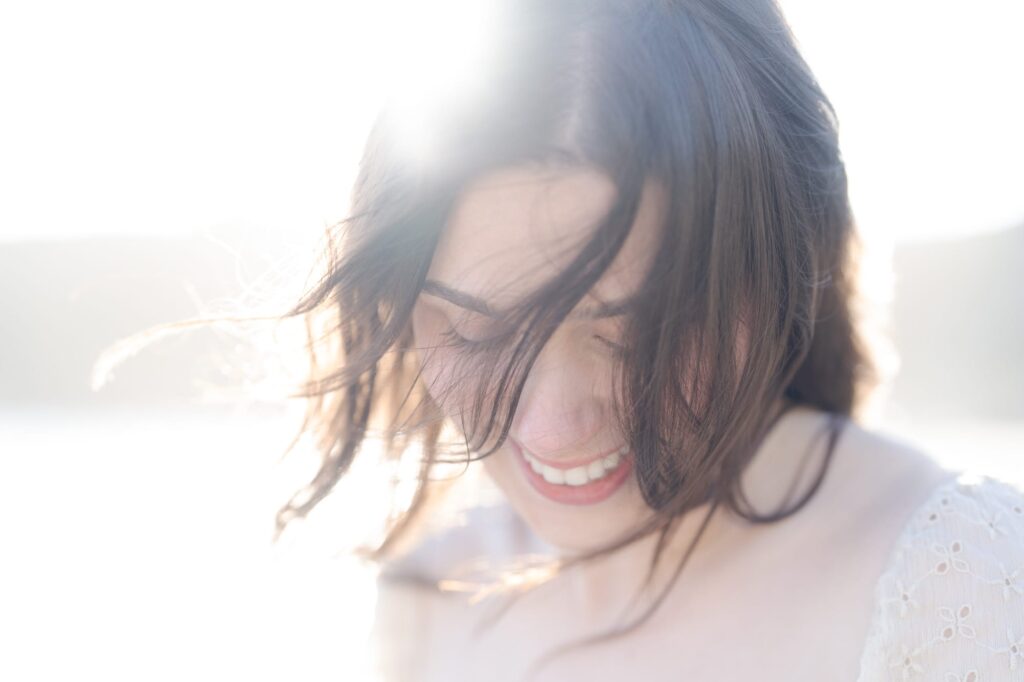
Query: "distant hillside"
888 223 1024 420
0 230 308 408
0 225 1021 419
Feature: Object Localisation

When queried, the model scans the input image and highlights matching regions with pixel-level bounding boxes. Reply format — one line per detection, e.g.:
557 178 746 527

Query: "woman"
276 1 1024 680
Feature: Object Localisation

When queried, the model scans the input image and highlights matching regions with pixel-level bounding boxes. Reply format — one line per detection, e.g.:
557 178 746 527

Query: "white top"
855 473 1024 681
371 472 1024 681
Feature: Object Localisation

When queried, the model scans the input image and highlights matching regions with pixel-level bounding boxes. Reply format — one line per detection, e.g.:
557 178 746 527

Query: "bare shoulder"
738 406 959 537
714 411 967 678
821 416 960 524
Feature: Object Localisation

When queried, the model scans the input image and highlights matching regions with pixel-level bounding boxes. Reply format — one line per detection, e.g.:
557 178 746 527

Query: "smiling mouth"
512 441 634 506
518 443 630 486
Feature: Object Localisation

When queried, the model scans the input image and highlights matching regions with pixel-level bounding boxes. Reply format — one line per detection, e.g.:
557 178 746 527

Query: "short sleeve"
856 474 1024 682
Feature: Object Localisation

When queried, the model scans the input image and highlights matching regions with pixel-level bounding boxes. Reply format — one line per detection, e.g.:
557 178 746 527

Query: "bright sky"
0 0 1021 244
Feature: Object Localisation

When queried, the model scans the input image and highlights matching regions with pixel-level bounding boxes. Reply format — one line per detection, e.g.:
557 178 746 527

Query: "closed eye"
593 335 627 356
440 326 474 346
440 325 512 351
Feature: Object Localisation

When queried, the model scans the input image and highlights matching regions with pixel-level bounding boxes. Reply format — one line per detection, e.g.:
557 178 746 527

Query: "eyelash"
594 335 627 357
440 326 475 347
439 326 503 352
442 326 626 358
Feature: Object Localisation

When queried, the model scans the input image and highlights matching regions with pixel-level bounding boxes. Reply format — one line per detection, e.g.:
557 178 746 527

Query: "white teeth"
603 451 621 469
563 466 589 486
541 465 565 484
522 445 628 486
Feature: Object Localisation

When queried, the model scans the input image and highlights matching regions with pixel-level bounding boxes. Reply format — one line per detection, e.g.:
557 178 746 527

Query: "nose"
510 326 609 459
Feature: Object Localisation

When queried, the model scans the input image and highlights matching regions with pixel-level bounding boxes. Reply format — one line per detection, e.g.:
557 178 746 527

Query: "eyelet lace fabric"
855 473 1024 682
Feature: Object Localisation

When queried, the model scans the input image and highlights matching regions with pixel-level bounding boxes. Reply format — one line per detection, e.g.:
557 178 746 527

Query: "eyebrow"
422 279 637 320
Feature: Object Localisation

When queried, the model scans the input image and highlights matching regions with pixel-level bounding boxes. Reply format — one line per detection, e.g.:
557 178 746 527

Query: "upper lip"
511 438 628 470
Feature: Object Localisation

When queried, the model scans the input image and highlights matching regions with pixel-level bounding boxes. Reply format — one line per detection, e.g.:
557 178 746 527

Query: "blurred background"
1 0 1021 680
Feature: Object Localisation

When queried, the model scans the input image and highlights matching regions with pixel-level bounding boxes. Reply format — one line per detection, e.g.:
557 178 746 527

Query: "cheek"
410 306 452 407
410 305 482 423
481 445 508 481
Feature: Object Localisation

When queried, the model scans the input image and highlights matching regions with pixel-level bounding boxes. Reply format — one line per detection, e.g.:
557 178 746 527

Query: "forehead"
428 165 665 310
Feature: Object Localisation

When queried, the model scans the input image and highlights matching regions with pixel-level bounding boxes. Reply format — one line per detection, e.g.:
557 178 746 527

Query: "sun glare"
374 0 504 168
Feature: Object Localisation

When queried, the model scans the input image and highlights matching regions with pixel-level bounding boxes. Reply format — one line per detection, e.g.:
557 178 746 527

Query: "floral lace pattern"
856 473 1024 682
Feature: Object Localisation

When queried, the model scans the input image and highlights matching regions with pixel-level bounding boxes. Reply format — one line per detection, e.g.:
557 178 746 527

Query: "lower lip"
513 441 634 506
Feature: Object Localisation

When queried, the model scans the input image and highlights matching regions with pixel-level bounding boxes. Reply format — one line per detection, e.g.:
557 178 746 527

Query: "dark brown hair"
277 0 875 671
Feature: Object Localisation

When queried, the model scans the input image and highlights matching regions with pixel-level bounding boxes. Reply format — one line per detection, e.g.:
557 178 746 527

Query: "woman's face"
410 164 667 554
